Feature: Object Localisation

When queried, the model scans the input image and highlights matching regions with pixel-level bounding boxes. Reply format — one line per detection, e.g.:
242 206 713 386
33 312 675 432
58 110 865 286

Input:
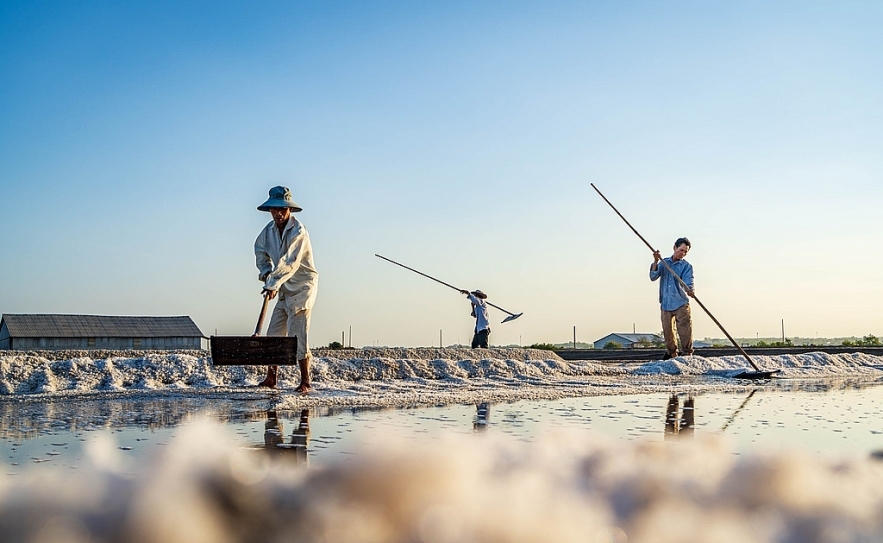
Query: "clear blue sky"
2 1 881 347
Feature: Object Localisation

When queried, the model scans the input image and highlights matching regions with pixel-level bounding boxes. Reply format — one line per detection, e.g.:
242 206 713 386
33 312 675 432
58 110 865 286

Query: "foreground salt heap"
2 420 882 543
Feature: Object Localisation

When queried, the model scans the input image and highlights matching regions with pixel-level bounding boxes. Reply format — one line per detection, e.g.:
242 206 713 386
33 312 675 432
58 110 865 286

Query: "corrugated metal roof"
610 333 660 342
594 333 661 345
0 314 205 338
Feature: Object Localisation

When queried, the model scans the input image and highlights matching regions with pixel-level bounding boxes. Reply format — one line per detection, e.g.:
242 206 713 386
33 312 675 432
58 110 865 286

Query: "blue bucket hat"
257 186 303 212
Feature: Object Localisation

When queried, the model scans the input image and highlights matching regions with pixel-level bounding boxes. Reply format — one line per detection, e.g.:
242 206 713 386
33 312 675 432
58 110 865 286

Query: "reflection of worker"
663 394 695 440
264 410 284 450
254 186 319 391
650 237 695 360
263 409 310 465
473 402 490 431
289 409 311 464
680 396 695 437
460 289 490 348
664 395 679 438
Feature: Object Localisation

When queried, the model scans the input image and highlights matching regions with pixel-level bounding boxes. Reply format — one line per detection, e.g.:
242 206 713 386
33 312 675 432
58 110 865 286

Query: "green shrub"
528 343 559 351
603 341 623 349
844 335 881 347
861 334 881 346
756 339 793 347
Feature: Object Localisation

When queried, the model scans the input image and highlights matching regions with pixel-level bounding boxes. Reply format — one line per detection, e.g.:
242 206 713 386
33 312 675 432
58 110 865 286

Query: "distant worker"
460 289 490 348
254 186 319 391
650 237 694 360
473 401 490 432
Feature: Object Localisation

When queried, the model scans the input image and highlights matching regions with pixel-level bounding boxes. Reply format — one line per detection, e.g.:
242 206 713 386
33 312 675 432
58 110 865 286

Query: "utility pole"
348 326 352 348
633 323 636 334
573 326 577 349
341 331 345 346
781 319 785 344
439 329 443 348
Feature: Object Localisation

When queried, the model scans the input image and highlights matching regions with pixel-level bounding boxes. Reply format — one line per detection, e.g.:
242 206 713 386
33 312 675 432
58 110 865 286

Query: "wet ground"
4 377 883 475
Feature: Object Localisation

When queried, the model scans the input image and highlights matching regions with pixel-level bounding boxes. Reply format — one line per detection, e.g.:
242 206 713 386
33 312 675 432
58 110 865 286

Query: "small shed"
0 314 207 351
593 333 661 349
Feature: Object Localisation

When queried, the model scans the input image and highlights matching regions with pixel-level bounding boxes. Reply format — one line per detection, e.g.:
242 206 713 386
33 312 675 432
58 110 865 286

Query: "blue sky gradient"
2 1 881 347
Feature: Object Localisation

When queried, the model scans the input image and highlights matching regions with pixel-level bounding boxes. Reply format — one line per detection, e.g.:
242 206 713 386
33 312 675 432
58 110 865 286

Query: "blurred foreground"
2 420 883 543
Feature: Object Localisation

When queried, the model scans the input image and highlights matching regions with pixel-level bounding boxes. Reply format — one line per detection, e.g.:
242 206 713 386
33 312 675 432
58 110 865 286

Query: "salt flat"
2 348 882 410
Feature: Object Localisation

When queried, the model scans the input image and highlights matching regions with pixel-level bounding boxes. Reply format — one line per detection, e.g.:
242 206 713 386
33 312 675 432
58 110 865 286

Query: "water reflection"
719 389 757 433
664 390 767 439
473 402 490 432
664 394 694 440
264 410 285 449
263 409 310 464
0 396 272 440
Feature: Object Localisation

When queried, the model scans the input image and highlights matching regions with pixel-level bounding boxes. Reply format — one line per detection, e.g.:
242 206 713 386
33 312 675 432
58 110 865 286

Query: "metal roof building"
593 333 662 349
592 332 712 350
0 314 207 350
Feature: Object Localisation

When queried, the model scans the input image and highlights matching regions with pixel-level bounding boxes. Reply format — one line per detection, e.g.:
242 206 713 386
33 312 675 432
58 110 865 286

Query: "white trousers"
267 297 311 361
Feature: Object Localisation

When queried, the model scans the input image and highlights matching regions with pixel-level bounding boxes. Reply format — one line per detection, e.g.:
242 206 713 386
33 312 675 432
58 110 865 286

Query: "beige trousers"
267 298 311 361
661 304 693 356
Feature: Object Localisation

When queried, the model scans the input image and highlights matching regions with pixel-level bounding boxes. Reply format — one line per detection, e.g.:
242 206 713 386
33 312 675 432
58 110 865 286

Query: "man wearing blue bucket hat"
254 186 319 390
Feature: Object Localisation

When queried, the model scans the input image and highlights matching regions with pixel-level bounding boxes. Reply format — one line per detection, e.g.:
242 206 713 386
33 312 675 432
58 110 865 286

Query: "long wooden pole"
590 183 761 372
374 254 522 319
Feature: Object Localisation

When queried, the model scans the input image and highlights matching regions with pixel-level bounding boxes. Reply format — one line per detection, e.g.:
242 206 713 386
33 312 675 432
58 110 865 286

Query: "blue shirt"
649 257 693 311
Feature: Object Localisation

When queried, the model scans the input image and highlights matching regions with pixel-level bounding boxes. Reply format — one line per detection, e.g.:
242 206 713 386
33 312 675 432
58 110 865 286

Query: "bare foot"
295 382 312 394
258 366 278 388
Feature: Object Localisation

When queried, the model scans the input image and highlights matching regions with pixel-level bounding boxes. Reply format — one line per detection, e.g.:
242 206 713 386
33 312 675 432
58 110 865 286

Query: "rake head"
732 369 780 380
501 312 523 324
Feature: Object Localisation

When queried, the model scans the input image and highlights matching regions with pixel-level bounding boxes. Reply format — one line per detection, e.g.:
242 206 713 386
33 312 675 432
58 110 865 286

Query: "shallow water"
5 379 883 475
4 349 883 474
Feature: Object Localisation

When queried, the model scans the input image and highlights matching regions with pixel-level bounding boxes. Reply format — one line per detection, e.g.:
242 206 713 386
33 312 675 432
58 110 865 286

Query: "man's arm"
682 263 695 297
254 229 274 283
649 250 662 281
263 227 310 292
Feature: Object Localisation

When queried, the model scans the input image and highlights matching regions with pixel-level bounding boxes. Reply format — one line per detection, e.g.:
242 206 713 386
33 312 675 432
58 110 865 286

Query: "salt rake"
210 292 299 366
375 254 523 324
591 183 778 380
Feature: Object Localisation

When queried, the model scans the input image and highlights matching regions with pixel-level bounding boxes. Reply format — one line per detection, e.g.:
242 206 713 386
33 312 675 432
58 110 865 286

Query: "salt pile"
2 348 883 408
2 420 883 542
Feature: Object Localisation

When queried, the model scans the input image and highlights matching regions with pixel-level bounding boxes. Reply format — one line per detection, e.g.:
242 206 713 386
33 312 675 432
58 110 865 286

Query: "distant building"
593 333 661 349
593 332 712 349
0 314 207 351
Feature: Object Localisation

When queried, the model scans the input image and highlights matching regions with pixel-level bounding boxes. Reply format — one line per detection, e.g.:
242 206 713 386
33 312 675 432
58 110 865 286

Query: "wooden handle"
375 254 463 292
253 293 271 336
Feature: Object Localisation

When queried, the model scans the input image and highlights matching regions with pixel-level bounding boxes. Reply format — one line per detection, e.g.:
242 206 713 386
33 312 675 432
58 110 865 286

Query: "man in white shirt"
254 186 319 390
461 289 490 348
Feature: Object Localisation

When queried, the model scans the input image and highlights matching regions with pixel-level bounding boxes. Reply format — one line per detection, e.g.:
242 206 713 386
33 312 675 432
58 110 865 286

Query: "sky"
1 1 881 348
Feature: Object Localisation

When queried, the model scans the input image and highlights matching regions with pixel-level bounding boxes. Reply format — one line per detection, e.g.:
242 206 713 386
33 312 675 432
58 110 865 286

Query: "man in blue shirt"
649 237 695 359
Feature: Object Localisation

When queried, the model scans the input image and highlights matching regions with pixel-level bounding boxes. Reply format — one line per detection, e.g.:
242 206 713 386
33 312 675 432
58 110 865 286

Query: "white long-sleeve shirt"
466 293 490 332
255 216 318 311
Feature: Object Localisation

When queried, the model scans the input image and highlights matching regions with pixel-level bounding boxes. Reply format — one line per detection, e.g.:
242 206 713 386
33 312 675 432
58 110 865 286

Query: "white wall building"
0 314 207 350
